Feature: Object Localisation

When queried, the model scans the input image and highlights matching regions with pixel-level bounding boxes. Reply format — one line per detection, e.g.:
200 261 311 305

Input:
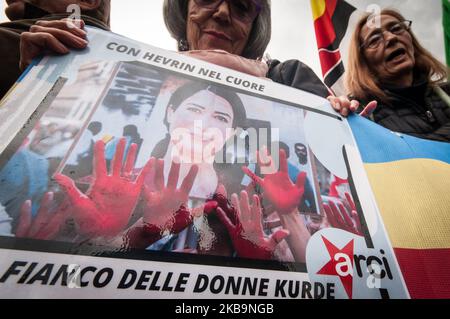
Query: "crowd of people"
0 0 448 263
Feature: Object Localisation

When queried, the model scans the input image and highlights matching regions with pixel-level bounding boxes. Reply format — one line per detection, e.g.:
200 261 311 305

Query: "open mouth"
386 48 407 62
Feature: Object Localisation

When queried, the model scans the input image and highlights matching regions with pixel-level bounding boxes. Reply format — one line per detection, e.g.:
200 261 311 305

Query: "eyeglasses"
360 20 412 50
193 0 261 23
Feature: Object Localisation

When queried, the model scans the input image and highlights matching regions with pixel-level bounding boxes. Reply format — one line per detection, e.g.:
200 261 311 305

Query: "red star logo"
317 236 354 299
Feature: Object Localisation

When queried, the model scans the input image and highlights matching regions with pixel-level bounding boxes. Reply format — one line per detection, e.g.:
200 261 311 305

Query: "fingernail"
335 102 341 110
75 38 88 47
75 28 87 38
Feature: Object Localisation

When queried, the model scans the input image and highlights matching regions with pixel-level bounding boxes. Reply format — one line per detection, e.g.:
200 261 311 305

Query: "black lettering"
210 275 225 294
136 271 153 290
162 272 174 292
301 281 313 299
314 282 325 299
118 269 137 289
49 265 71 286
143 52 155 61
80 266 97 287
193 274 209 293
224 276 242 295
17 262 38 284
275 280 287 298
106 42 117 50
0 261 27 283
288 280 300 298
174 273 189 292
327 283 335 299
26 264 54 285
242 277 257 296
354 254 366 277
93 268 113 288
149 271 161 290
258 278 269 297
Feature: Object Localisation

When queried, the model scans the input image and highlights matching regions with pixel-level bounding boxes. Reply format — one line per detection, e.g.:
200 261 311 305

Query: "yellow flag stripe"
311 0 327 21
364 159 450 249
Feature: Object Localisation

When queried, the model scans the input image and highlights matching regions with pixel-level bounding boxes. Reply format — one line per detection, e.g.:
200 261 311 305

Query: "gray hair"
163 0 271 60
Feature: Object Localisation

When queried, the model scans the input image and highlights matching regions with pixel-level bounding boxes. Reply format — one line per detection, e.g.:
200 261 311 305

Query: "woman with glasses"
20 0 334 98
333 9 450 142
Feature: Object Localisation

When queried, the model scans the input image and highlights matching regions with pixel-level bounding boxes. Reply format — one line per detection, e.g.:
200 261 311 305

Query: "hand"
55 138 151 238
16 192 69 240
323 193 363 236
20 18 88 70
142 160 199 235
327 96 377 118
242 148 306 215
216 191 289 260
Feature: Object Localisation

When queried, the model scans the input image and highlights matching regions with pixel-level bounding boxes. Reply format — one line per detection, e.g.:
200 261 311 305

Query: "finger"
29 25 88 49
29 192 54 237
35 203 69 240
279 149 288 173
16 200 32 237
328 201 346 227
338 203 354 228
327 96 341 112
271 229 290 245
216 183 227 198
111 138 126 177
323 203 338 228
180 164 198 194
135 157 155 188
240 191 251 222
250 194 262 222
295 171 307 190
359 100 377 118
123 143 138 177
61 18 86 29
203 201 218 215
231 193 241 221
349 100 360 112
19 32 69 70
35 19 87 38
264 219 282 229
167 160 181 190
216 207 235 234
257 147 272 167
241 166 263 185
93 140 107 178
155 159 165 190
54 174 85 204
345 192 357 211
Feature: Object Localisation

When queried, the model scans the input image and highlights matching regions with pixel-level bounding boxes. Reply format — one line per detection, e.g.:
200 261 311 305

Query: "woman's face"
361 15 415 84
186 0 255 56
167 89 235 162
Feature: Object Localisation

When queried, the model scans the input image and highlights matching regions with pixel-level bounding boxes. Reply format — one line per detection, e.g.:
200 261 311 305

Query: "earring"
178 39 190 52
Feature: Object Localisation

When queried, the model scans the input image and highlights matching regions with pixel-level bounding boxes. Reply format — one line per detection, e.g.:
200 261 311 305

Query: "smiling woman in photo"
151 81 247 199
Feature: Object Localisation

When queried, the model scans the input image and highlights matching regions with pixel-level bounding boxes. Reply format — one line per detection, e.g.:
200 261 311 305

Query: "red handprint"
323 192 363 236
216 190 289 260
242 148 307 215
16 192 69 240
142 159 198 234
54 138 151 238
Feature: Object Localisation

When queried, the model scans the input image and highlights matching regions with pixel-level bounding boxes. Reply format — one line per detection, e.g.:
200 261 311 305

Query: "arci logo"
316 236 393 299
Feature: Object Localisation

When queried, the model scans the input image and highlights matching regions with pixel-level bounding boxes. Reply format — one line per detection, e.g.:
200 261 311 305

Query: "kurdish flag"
348 115 450 299
443 0 450 66
311 0 356 95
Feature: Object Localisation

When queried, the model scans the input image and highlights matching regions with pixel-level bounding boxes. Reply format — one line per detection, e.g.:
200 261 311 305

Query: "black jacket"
364 79 450 143
267 59 330 98
0 12 109 100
